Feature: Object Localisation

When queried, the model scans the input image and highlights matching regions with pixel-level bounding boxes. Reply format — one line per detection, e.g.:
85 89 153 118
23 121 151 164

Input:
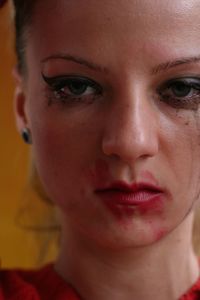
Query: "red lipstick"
95 181 165 217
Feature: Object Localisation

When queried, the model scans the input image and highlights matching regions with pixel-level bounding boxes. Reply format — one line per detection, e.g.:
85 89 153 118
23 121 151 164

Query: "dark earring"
21 128 32 144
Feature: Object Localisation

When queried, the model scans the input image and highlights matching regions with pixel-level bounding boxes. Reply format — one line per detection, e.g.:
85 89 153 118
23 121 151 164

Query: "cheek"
188 113 200 198
171 111 200 200
29 114 99 206
166 110 200 165
85 159 111 187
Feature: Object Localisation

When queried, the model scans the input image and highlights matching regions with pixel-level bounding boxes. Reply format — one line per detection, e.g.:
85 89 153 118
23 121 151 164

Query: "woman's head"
13 0 200 249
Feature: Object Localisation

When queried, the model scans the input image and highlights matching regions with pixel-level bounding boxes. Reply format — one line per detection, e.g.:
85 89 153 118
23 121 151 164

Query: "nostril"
102 131 159 163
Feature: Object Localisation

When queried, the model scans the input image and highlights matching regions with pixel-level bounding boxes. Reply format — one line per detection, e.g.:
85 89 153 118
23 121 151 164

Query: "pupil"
69 81 87 95
171 82 191 97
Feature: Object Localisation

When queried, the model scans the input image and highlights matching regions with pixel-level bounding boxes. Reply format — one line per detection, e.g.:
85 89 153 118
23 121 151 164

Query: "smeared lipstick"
95 181 165 217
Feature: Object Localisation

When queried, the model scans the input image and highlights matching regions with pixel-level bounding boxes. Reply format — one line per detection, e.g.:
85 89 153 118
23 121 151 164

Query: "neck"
55 215 199 300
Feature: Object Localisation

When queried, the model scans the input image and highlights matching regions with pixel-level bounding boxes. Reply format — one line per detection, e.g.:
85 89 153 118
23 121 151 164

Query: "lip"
95 181 165 216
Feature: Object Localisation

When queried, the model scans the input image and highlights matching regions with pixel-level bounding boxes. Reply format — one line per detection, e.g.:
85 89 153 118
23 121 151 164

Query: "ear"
13 67 29 134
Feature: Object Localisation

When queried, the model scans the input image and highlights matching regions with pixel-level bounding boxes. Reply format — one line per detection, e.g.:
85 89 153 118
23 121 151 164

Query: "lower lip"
96 190 164 217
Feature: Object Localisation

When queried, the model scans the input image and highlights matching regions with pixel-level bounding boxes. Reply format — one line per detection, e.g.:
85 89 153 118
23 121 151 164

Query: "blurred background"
0 2 57 269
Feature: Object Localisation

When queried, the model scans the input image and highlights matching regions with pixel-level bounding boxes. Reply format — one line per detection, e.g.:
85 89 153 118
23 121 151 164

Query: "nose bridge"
102 89 159 161
133 93 155 144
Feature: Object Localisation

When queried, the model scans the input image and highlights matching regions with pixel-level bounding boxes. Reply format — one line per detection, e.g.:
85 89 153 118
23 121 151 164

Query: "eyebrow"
152 55 200 75
41 53 109 74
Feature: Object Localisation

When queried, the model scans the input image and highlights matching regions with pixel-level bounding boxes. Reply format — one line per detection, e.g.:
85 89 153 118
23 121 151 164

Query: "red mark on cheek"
141 170 159 186
147 219 168 241
155 229 167 241
87 159 111 186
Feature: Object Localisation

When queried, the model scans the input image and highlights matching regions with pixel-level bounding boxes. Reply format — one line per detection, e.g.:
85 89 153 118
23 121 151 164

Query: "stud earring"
21 128 32 144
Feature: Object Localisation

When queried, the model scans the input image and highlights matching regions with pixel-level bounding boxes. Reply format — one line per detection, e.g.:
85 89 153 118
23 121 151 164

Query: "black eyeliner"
42 72 103 106
41 73 102 91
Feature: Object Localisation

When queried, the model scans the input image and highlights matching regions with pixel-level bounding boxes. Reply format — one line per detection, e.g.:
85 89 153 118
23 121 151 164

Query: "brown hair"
0 0 7 8
12 0 35 72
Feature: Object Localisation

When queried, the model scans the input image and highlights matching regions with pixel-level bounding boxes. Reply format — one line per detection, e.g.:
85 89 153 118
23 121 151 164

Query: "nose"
102 92 159 163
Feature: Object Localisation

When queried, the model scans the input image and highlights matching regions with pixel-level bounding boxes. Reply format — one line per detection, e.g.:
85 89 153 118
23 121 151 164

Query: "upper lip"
95 181 163 193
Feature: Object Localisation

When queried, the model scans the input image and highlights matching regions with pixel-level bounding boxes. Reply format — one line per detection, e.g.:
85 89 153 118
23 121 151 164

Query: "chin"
78 220 169 251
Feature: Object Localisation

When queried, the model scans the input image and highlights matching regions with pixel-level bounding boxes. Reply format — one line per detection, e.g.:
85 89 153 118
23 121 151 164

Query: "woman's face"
16 0 200 248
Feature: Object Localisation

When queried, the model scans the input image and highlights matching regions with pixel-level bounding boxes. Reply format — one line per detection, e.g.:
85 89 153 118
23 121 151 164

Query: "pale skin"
14 0 200 299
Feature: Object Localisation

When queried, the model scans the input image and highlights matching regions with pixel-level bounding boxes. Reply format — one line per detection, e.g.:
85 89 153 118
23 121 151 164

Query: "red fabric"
0 264 80 300
0 263 200 299
180 278 200 300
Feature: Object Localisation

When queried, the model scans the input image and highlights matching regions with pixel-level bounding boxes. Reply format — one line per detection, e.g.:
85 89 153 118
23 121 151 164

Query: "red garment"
180 278 200 300
0 264 199 299
0 264 80 300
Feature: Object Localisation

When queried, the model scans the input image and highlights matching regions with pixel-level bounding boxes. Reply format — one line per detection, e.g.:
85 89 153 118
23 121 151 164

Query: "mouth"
95 181 165 216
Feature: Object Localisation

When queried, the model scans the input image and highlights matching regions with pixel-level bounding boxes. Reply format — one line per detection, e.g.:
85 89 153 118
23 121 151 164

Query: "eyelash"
42 74 103 105
42 73 200 110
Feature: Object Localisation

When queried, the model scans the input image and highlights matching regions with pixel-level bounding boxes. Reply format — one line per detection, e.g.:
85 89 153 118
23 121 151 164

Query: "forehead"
32 0 200 29
27 0 200 70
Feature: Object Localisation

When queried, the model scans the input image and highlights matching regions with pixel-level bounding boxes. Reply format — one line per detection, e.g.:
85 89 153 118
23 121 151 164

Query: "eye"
158 77 200 109
65 79 90 95
169 81 193 98
55 78 97 98
42 74 102 104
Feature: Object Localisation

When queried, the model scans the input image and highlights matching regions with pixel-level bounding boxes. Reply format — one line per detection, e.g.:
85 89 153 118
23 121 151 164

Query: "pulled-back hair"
12 0 35 72
0 0 6 8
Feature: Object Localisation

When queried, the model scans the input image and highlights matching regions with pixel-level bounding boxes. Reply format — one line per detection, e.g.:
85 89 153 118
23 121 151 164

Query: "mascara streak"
164 95 200 111
158 77 200 110
44 88 101 107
